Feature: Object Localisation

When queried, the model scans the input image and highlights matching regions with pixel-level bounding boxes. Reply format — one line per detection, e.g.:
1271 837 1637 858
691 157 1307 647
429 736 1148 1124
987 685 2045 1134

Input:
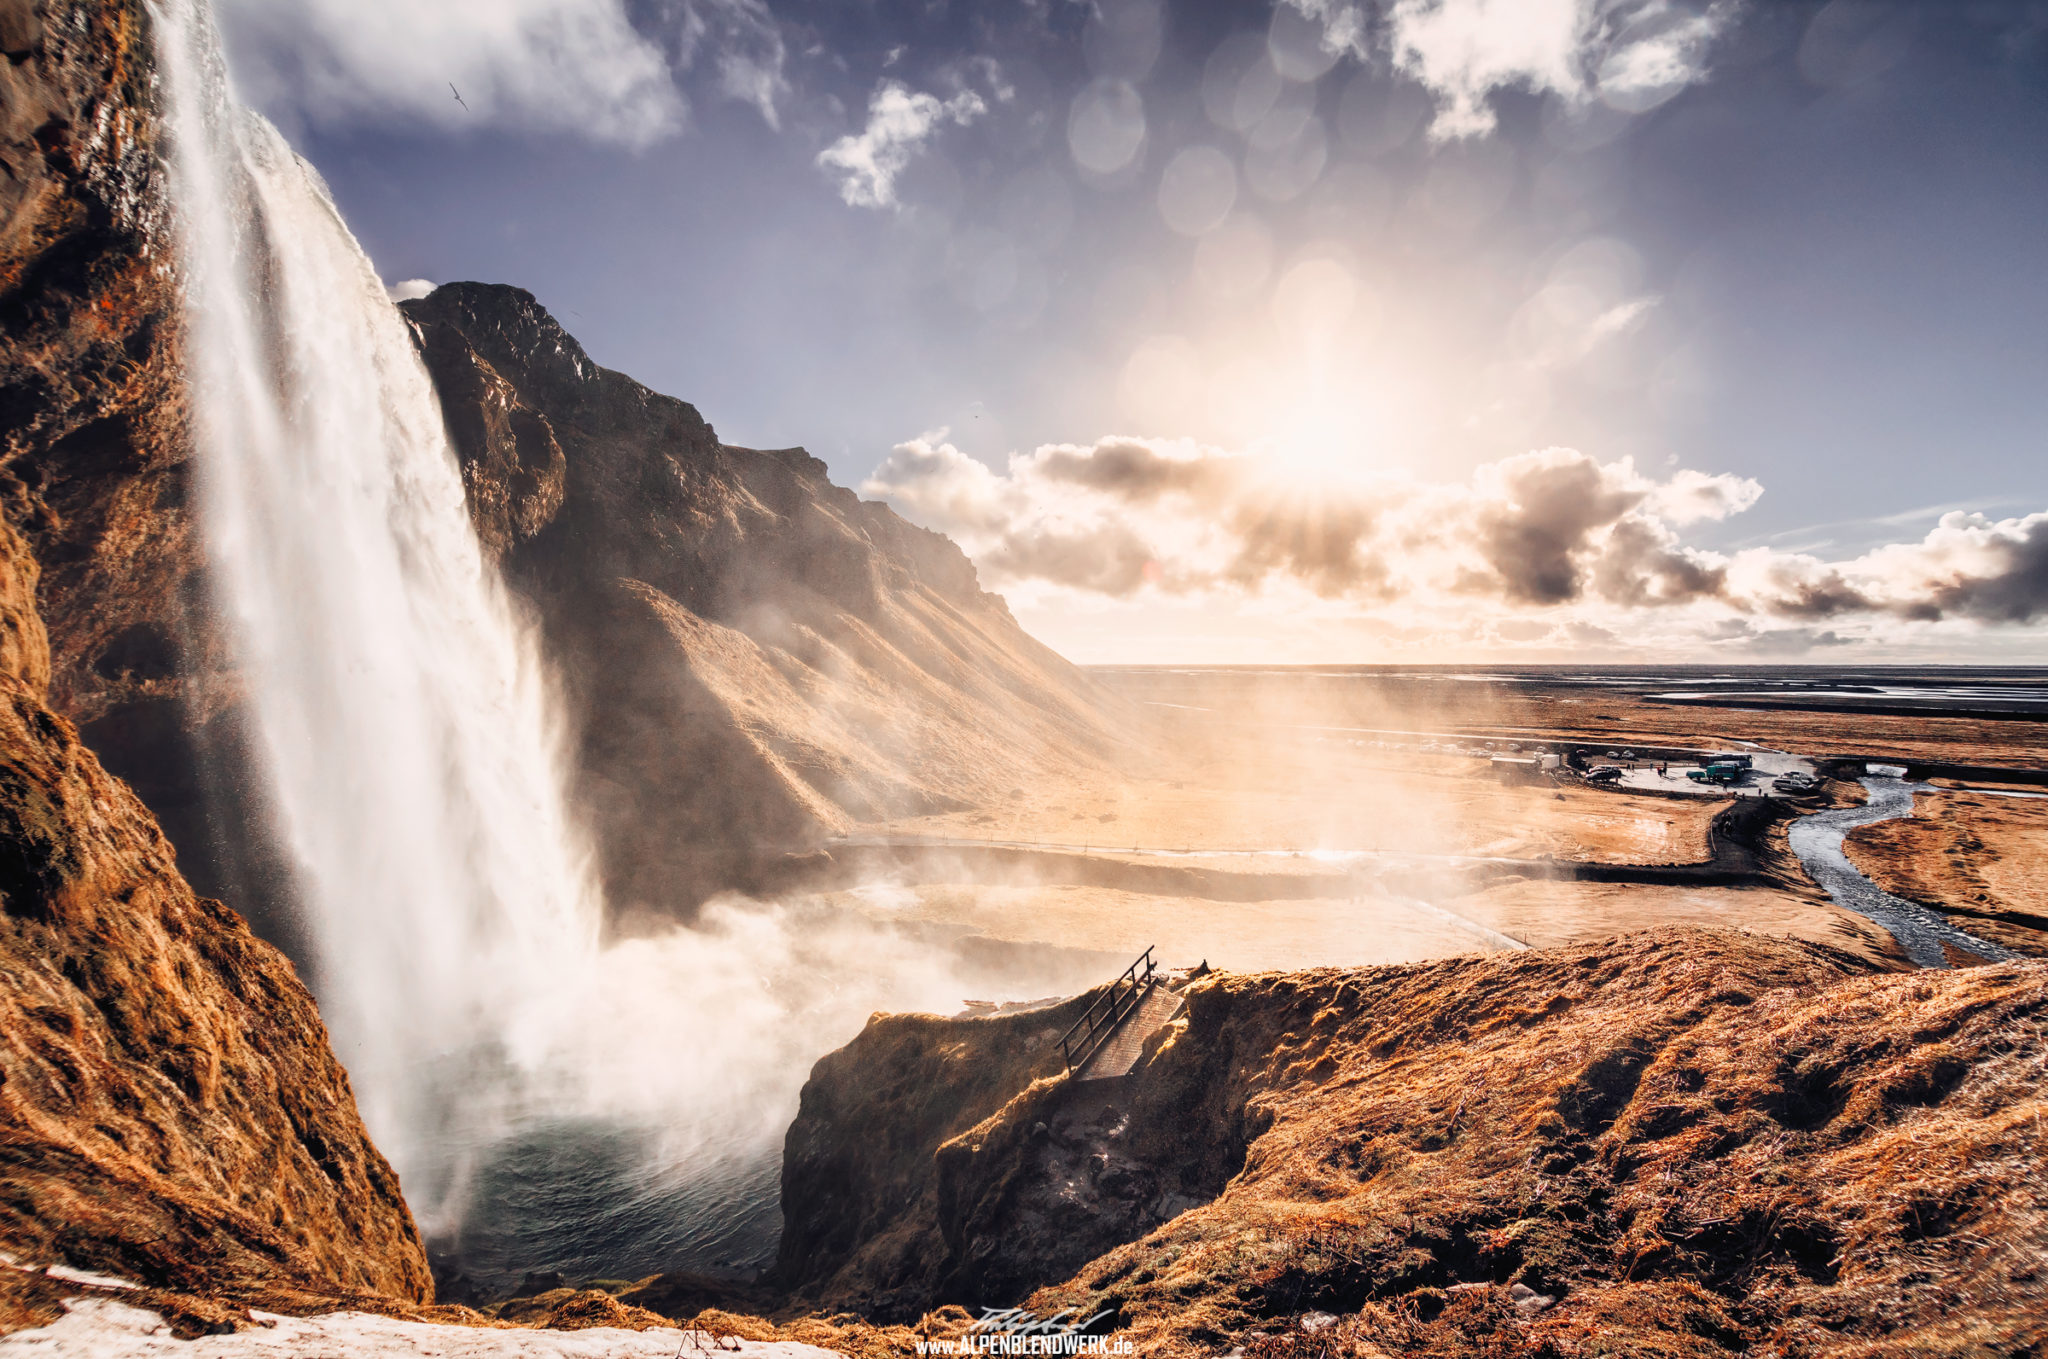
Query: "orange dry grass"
932 931 2048 1357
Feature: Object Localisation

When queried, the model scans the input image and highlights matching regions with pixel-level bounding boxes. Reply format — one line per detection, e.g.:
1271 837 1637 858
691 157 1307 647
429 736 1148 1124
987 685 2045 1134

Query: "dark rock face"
0 0 188 721
0 0 427 1309
402 282 1134 914
775 992 1105 1321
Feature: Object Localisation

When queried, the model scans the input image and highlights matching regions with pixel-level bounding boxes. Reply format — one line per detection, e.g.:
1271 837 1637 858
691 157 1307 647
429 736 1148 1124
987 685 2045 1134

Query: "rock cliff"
400 282 1136 914
0 0 298 955
779 929 2048 1355
0 515 432 1307
0 0 428 1316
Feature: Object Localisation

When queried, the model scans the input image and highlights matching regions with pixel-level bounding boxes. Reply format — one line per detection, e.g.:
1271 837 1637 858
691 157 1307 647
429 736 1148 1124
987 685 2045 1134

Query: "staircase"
1059 946 1186 1083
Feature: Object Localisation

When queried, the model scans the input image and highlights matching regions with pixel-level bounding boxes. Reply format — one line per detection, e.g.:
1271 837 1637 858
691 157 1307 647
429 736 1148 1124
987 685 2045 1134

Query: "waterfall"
151 0 602 1226
149 0 1042 1278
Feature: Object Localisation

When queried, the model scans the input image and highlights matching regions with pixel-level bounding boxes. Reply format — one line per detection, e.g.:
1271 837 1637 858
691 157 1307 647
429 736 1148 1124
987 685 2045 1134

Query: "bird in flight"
450 83 469 112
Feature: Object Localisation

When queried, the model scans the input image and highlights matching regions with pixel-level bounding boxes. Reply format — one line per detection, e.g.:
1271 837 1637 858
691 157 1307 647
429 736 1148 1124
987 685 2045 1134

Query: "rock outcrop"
779 929 2048 1356
0 0 429 1315
400 283 1136 914
776 991 1105 1320
0 516 433 1305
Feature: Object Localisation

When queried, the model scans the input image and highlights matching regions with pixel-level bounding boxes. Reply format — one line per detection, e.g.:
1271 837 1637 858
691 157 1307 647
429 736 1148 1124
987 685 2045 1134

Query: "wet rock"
0 0 42 57
515 1271 568 1298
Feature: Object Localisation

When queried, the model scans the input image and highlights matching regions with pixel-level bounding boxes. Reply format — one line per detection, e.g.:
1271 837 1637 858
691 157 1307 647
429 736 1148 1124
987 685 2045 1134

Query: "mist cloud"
1282 0 1737 138
866 434 2048 640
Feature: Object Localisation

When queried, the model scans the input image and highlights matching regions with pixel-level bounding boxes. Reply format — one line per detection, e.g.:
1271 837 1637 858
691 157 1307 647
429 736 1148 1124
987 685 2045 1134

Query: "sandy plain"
869 742 1719 863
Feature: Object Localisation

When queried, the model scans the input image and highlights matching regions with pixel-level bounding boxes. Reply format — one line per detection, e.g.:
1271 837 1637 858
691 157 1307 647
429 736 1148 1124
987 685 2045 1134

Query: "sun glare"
1260 384 1387 488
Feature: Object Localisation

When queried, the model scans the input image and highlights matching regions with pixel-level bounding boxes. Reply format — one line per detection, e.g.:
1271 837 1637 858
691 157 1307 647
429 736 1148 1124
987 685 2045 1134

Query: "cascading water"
150 0 602 1227
148 0 1034 1280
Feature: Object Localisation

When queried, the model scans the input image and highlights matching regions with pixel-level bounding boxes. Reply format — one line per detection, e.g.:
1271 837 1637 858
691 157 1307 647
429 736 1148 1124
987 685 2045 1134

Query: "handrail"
1059 945 1157 1074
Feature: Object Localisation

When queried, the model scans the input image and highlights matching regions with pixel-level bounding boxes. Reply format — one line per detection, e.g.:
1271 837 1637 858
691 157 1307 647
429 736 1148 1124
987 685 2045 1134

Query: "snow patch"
38 1266 138 1292
0 1298 847 1358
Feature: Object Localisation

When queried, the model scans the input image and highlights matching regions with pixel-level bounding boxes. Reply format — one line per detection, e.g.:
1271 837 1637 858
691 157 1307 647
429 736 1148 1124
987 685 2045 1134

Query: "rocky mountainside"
778 929 2048 1355
0 0 1129 1315
400 282 1136 914
0 0 300 956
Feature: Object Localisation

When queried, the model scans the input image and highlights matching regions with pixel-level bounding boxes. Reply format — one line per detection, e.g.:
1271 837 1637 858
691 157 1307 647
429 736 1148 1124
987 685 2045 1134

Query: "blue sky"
222 0 2048 661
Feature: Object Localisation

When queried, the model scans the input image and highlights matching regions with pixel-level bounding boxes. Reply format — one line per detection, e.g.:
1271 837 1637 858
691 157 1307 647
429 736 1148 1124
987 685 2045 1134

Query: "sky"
219 0 2048 663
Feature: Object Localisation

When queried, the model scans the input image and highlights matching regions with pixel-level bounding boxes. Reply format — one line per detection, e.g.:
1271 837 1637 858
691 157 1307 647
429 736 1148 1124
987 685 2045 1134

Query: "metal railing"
1059 945 1157 1074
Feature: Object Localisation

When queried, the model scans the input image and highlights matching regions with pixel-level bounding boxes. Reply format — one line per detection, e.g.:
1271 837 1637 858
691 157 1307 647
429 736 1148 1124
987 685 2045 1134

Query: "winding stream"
1787 768 2015 968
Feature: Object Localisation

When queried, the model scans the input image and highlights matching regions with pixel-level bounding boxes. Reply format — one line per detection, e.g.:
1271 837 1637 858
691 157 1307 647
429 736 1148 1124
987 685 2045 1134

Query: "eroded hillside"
780 929 2048 1356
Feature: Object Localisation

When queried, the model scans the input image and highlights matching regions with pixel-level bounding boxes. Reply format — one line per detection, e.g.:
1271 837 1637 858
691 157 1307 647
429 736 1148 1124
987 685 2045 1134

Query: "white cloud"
866 433 2048 645
866 435 1748 607
1648 466 1762 524
816 80 988 209
218 0 789 146
1280 0 1738 139
384 278 437 303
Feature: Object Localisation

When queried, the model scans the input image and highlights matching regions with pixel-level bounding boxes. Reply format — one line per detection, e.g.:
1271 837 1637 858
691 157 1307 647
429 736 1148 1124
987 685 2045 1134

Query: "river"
1786 768 2015 968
